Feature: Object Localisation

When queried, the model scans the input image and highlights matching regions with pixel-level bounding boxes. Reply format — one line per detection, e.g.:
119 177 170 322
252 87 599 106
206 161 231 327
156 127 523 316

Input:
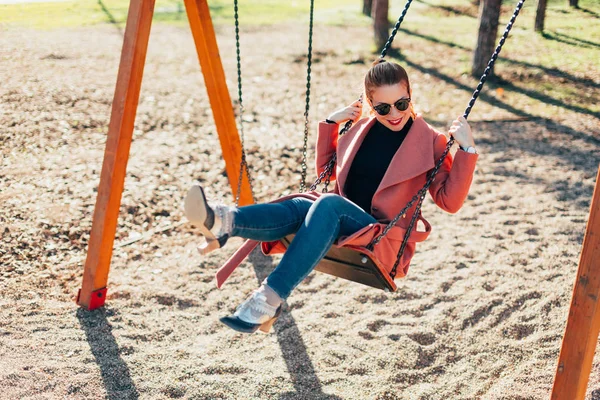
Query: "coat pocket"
336 214 432 247
335 215 432 277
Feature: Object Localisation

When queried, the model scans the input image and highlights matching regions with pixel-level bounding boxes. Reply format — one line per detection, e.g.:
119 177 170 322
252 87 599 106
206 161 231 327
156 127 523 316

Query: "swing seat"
281 234 397 292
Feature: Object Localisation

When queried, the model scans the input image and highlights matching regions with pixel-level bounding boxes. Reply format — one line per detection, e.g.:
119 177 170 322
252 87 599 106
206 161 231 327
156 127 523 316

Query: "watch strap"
460 145 477 154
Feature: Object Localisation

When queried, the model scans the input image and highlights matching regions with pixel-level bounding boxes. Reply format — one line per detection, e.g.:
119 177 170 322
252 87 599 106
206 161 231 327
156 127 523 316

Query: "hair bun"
371 58 387 67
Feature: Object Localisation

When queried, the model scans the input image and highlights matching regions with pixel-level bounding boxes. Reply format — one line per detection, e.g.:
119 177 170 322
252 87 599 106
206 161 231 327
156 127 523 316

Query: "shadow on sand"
248 248 343 400
77 308 139 400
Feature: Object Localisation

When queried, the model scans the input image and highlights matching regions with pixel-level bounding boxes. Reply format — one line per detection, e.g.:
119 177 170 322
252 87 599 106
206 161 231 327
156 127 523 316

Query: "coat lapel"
335 115 437 199
376 116 435 193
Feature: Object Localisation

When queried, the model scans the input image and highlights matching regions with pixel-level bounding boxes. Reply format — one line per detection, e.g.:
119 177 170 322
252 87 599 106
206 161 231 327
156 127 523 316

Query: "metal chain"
309 119 353 192
310 154 336 192
300 0 315 192
233 0 256 205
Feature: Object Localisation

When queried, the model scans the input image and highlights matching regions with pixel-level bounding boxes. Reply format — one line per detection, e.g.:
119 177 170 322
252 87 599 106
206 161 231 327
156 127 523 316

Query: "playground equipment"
75 0 600 397
223 0 525 293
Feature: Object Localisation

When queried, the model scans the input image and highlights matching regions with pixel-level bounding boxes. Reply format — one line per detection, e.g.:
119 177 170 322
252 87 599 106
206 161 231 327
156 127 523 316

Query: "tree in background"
535 0 548 32
569 0 579 8
363 0 373 16
372 0 389 49
472 0 501 77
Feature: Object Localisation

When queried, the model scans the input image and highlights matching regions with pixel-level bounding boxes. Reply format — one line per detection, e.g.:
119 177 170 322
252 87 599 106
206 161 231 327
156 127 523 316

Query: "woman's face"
369 82 411 132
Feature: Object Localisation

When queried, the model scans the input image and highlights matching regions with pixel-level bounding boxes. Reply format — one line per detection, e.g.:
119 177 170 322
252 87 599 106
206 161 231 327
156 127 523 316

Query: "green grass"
0 0 183 29
0 0 374 30
1 0 598 120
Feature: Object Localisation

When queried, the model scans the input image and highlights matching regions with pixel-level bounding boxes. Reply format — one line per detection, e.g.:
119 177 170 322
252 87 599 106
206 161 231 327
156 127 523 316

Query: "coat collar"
336 115 436 196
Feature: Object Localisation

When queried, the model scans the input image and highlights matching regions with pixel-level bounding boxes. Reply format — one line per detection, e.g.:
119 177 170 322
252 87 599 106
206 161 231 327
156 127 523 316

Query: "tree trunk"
472 0 501 78
373 0 389 50
535 0 547 32
363 0 373 16
569 0 579 8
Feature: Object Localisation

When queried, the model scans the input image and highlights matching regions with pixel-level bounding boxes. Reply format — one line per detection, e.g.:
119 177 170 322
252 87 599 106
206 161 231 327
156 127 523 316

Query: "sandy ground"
1 22 600 399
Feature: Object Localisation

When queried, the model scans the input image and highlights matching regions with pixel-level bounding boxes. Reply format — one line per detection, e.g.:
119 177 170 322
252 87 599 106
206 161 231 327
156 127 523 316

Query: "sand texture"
1 23 600 399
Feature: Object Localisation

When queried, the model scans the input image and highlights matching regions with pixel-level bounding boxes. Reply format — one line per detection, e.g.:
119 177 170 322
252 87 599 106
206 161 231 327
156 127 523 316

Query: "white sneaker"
220 291 282 334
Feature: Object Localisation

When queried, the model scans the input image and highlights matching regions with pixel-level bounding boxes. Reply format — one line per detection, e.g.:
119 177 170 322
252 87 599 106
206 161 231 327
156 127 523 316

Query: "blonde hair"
364 59 416 119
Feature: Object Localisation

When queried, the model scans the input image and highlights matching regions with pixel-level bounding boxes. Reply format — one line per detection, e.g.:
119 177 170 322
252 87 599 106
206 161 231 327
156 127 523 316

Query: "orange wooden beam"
77 0 156 309
552 164 600 399
184 0 254 206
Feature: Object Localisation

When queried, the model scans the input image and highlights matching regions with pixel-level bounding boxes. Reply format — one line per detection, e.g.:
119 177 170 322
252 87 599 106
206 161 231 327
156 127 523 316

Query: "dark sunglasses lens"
375 104 391 115
395 99 410 111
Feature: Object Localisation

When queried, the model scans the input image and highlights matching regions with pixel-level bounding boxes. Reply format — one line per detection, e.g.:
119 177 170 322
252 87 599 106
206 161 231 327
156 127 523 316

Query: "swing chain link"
234 0 256 206
300 0 315 192
309 154 335 192
309 119 353 192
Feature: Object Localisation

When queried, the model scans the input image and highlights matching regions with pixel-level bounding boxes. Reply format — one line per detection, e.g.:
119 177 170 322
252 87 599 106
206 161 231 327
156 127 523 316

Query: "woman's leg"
184 184 313 253
229 197 313 242
265 194 377 300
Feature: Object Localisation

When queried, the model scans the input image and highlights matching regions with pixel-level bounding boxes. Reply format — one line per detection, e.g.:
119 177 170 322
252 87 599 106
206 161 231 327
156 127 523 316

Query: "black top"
344 118 413 213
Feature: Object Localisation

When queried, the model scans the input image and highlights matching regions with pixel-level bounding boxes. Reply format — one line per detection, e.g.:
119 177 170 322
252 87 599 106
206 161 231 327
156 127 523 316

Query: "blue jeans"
230 194 377 300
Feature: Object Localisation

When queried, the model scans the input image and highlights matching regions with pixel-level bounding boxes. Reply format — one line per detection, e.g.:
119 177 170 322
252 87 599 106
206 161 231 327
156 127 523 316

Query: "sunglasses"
372 97 411 116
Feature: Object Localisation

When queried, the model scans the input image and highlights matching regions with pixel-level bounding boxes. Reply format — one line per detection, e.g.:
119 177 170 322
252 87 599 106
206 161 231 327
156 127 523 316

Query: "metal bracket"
76 287 107 310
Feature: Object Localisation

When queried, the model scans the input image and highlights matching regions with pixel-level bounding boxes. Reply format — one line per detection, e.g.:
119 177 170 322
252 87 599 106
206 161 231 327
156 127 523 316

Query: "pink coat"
215 115 478 288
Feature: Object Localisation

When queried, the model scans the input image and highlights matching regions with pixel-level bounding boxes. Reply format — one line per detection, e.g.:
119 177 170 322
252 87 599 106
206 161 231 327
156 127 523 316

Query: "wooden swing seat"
281 234 397 292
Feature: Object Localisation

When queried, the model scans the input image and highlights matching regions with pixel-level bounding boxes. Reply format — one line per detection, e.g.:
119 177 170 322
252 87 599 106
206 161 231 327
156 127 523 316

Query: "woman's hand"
327 99 363 124
449 116 475 148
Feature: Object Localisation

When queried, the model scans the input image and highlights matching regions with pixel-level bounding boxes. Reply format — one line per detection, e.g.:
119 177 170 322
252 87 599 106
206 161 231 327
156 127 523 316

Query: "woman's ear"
365 98 375 116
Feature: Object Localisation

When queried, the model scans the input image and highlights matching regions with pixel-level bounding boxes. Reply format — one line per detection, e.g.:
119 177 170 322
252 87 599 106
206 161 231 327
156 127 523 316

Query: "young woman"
184 60 478 334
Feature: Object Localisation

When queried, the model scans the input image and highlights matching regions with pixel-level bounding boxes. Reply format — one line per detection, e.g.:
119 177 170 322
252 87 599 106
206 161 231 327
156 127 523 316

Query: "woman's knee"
285 197 313 217
311 194 346 214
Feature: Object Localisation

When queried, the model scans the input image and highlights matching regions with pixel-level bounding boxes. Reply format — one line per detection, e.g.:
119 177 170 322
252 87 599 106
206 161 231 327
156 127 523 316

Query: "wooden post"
77 0 156 310
551 164 600 399
184 0 254 206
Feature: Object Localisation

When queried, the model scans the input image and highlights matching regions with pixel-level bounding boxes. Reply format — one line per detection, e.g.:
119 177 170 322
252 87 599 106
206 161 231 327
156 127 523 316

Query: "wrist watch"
460 145 477 154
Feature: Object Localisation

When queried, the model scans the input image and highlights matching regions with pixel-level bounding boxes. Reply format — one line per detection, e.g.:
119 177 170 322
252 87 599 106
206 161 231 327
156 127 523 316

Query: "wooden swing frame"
76 0 599 397
76 0 253 310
